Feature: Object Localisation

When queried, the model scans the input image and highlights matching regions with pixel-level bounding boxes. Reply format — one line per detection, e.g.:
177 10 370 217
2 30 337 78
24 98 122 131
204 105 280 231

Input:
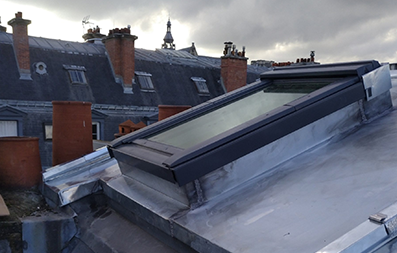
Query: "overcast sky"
3 0 397 64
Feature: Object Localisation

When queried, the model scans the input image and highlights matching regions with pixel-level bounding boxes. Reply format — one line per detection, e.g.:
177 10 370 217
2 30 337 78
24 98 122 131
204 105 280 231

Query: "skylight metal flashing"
109 61 384 186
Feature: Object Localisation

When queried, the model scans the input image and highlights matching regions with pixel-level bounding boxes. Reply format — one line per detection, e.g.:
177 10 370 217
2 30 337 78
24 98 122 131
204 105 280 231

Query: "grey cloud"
9 0 397 63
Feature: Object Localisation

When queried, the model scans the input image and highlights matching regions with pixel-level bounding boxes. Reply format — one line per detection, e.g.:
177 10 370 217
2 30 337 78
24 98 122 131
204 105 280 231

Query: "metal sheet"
363 65 392 101
43 147 121 206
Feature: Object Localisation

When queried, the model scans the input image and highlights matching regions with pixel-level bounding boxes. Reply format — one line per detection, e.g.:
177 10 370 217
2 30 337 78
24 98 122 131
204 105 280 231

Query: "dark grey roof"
0 32 265 108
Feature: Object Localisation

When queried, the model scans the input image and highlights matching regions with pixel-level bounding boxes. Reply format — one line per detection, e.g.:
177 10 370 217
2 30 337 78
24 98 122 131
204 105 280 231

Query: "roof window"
135 71 154 91
63 65 87 84
191 77 209 94
109 61 386 186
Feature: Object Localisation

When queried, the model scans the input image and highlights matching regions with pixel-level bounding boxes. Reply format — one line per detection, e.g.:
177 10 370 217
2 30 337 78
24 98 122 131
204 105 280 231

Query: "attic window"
191 77 209 94
135 71 154 90
63 65 87 84
43 123 53 140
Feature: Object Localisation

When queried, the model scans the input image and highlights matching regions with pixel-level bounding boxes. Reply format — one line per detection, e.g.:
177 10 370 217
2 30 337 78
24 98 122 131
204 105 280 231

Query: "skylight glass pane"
195 81 209 93
148 91 303 149
68 70 87 84
191 77 209 93
148 79 333 149
138 75 154 90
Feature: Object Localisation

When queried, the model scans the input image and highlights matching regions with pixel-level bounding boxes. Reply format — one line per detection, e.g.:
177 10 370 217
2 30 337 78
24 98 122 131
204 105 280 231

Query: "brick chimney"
8 12 32 80
220 42 248 92
52 101 93 166
103 28 138 89
158 105 192 121
82 25 106 43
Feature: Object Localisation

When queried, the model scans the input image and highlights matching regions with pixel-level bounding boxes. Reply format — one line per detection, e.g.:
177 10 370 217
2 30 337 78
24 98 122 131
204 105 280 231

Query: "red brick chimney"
52 101 93 166
220 42 248 92
8 12 31 79
103 28 138 89
158 105 192 121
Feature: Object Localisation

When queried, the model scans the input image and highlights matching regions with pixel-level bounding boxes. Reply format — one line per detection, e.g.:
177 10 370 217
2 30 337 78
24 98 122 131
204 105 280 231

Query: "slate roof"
0 32 266 107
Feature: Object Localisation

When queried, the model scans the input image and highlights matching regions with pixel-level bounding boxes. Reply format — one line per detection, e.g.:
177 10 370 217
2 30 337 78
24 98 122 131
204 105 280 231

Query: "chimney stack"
0 16 7 32
83 25 106 43
221 42 248 92
52 101 93 166
8 12 32 80
103 28 138 89
158 105 192 121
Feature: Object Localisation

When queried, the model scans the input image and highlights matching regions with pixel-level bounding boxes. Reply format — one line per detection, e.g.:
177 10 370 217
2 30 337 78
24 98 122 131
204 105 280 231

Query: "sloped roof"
0 32 265 108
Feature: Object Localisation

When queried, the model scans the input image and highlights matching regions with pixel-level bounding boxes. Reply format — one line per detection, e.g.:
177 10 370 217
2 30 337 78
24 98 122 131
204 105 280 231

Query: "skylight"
63 65 87 84
109 61 384 186
135 71 154 90
191 77 209 94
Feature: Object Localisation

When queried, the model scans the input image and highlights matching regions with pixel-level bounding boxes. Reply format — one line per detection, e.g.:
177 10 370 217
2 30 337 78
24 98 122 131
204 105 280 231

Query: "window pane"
138 76 154 89
92 122 99 140
0 121 17 137
147 79 334 149
191 77 209 93
45 125 53 140
69 70 87 84
196 81 209 93
148 91 305 149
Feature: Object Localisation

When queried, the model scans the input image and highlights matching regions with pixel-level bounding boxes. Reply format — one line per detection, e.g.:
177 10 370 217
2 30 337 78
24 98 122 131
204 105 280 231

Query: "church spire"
162 18 175 50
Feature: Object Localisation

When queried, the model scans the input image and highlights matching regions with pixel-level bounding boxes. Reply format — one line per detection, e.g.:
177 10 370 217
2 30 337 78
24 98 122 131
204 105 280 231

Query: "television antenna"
82 15 94 29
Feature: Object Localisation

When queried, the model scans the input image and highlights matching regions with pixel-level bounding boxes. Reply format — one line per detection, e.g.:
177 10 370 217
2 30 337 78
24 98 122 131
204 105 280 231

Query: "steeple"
161 18 175 50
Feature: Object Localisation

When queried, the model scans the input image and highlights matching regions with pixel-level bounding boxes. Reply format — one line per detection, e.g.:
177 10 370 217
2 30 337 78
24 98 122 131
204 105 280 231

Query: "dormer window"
63 65 87 84
135 71 154 91
191 77 209 94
